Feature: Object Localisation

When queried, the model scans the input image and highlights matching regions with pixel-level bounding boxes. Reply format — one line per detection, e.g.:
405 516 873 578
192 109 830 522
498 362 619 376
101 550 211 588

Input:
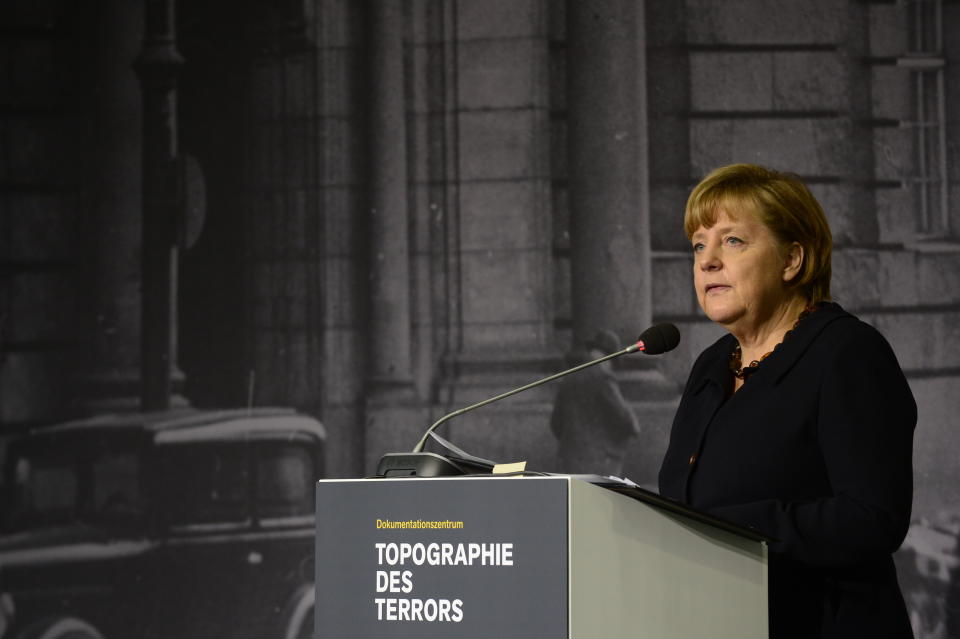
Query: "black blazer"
659 303 916 639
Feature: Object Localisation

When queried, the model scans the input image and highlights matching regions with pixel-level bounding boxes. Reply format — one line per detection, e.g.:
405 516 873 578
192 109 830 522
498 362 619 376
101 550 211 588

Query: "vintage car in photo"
0 408 325 639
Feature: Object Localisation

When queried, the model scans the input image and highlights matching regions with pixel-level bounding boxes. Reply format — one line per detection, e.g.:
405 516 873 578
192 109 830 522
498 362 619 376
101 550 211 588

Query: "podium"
315 476 768 638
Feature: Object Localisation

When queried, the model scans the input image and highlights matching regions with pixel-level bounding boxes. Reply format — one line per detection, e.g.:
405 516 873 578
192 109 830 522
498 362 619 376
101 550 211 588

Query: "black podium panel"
315 476 569 639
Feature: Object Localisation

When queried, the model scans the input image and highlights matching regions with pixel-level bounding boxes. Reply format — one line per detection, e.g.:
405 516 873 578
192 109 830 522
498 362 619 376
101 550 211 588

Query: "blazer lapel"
678 336 734 500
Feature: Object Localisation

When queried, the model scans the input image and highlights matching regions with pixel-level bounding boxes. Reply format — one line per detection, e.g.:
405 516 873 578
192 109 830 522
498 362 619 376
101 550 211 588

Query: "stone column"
77 0 144 412
438 1 556 407
367 0 415 401
363 0 424 473
566 0 652 345
135 0 186 410
566 1 678 487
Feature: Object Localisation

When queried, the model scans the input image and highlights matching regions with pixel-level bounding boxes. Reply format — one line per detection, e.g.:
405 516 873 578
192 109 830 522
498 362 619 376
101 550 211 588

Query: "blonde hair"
685 163 833 304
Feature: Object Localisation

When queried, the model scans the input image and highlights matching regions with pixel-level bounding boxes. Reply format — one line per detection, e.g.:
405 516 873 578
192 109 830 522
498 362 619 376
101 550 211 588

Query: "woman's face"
690 207 799 332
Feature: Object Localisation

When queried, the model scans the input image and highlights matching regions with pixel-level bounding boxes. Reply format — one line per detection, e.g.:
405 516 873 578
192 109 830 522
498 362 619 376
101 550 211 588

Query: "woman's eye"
692 242 704 253
724 236 742 246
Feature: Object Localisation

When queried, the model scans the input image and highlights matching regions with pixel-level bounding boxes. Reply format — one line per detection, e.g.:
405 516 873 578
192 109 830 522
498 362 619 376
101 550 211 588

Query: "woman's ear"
783 242 803 283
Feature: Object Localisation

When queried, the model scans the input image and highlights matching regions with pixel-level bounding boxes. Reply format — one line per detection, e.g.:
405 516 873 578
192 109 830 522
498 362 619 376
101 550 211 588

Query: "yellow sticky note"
492 461 527 474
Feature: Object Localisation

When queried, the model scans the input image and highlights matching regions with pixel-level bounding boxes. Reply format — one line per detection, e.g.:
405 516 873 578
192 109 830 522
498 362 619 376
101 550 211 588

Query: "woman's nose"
697 246 721 271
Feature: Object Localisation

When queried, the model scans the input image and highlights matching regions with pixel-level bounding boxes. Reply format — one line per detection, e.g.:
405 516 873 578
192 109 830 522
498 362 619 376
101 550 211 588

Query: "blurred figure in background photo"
550 329 639 477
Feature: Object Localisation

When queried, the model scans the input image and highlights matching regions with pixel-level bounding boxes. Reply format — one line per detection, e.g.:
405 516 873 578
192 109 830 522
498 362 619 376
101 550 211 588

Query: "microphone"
636 322 681 355
375 323 680 477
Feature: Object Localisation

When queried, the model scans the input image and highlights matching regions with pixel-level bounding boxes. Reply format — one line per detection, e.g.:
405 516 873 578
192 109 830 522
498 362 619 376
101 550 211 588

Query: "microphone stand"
376 341 641 477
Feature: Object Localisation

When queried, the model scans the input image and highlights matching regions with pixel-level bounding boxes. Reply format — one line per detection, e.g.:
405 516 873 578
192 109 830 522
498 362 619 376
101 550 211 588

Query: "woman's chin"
701 303 741 327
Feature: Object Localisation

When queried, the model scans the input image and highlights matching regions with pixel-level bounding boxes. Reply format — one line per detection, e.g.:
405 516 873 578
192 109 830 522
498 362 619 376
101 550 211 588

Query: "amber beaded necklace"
729 304 817 380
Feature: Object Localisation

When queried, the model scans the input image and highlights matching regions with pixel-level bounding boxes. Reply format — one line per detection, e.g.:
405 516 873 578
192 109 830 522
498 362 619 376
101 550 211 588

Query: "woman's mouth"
705 284 730 294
